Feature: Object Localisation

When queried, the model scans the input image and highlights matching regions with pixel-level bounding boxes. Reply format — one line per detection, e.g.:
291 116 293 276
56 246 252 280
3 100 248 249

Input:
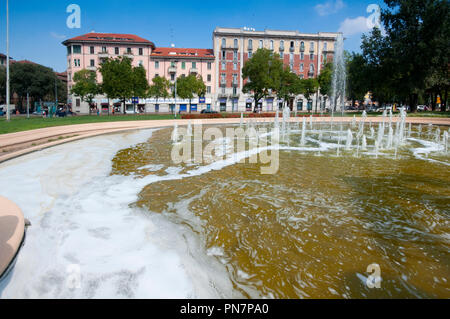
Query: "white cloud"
338 16 370 36
50 32 67 40
315 0 345 16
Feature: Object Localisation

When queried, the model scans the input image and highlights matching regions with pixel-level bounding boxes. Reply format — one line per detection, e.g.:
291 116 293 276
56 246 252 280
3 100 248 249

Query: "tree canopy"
71 69 99 105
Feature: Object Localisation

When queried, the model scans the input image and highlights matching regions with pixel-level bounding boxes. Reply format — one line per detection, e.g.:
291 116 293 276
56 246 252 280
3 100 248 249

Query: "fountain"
330 33 346 115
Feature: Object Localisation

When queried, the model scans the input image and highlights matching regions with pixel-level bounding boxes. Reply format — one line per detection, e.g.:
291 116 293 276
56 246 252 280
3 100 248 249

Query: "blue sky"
0 0 384 72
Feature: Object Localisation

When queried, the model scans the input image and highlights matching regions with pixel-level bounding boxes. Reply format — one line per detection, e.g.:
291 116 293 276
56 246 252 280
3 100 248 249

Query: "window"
232 74 237 84
310 42 314 51
102 46 107 53
127 48 132 54
280 52 284 59
90 59 95 67
155 61 159 69
192 62 196 69
259 40 263 49
170 73 175 81
310 53 314 60
90 46 94 54
221 73 226 84
323 42 328 51
270 40 274 50
171 61 176 67
300 63 304 72
222 38 226 47
234 39 238 49
233 51 238 60
309 64 314 73
76 99 80 107
280 40 284 50
290 52 294 62
138 60 143 66
155 74 159 78
207 86 211 94
248 39 253 50
207 62 212 70
139 48 143 55
233 62 237 70
115 47 119 55
72 45 81 54
68 72 72 81
74 59 80 67
300 41 305 51
300 74 304 79
221 61 226 70
67 46 72 55
301 52 304 60
248 51 252 58
207 74 211 82
233 87 237 95
181 61 186 69
290 41 294 48
222 50 226 60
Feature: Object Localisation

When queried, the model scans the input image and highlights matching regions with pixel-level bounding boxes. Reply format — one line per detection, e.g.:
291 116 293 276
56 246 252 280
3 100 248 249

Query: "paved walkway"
1 116 449 164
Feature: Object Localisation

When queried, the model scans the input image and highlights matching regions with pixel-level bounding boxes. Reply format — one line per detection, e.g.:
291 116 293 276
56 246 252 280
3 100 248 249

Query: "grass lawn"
0 114 179 135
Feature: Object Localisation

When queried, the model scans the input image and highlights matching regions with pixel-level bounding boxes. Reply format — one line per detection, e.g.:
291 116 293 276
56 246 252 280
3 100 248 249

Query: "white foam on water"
0 129 236 299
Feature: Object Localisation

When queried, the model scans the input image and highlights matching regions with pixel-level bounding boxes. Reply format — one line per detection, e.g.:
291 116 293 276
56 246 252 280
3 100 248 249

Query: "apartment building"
63 28 339 114
63 33 155 113
213 27 339 112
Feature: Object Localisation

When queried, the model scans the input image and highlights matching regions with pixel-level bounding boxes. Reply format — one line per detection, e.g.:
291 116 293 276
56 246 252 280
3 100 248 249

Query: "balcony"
124 53 134 60
168 66 177 74
289 46 295 52
190 67 198 74
279 46 285 51
87 66 96 71
98 52 109 58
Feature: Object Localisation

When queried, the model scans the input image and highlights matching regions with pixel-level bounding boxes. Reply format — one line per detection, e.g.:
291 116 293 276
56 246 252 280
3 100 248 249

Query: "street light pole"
6 0 10 122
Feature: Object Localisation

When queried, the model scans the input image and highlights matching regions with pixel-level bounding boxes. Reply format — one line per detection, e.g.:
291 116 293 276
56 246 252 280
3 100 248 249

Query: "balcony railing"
168 66 177 73
190 67 198 74
98 52 109 58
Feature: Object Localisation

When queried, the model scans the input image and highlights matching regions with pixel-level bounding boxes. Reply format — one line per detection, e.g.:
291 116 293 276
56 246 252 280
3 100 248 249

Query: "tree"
242 48 283 111
71 69 99 108
277 67 300 110
148 75 170 108
0 67 5 103
132 65 149 100
317 62 333 98
299 78 319 101
99 56 134 114
9 62 60 111
176 74 205 113
317 62 333 110
346 53 369 108
379 0 450 112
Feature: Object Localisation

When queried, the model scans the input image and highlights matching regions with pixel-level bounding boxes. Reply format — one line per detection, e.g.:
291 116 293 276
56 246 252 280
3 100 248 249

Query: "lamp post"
6 0 10 122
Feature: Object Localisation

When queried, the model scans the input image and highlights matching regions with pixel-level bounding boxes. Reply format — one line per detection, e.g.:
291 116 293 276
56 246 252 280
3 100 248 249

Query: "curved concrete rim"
0 117 449 164
0 196 25 279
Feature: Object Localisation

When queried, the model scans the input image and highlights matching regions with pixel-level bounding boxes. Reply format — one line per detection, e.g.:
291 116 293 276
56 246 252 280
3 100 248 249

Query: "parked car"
417 105 428 112
201 109 218 114
55 109 67 117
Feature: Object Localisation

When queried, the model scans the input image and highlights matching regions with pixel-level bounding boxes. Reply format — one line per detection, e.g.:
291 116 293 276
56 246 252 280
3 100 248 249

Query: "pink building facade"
63 28 339 114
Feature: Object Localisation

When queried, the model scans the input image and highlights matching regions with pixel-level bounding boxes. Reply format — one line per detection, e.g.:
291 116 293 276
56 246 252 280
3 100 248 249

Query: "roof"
151 47 215 59
63 32 155 48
